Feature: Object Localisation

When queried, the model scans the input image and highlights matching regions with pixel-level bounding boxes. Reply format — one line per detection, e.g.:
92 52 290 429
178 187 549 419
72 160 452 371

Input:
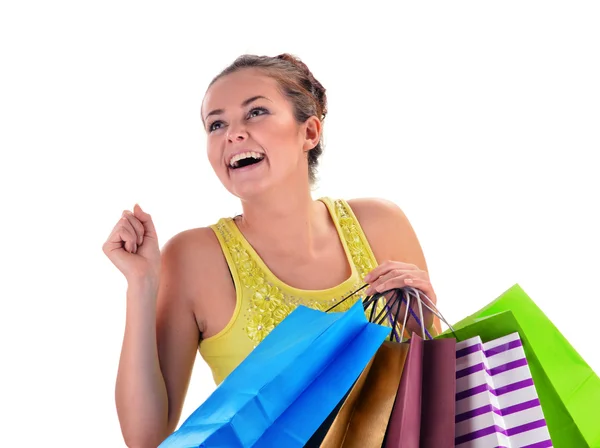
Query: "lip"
226 149 266 167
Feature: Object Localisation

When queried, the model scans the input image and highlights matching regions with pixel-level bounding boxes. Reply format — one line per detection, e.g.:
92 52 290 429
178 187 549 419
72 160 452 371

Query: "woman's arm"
115 231 200 447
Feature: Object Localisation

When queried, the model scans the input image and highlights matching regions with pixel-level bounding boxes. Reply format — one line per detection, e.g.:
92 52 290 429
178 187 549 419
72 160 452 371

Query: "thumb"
133 203 158 238
133 203 147 215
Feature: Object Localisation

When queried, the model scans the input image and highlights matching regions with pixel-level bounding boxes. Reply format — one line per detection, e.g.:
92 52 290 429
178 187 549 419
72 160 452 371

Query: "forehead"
202 69 283 117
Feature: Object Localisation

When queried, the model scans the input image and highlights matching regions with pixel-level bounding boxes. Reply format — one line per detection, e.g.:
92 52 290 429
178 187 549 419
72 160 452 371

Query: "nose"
227 124 248 143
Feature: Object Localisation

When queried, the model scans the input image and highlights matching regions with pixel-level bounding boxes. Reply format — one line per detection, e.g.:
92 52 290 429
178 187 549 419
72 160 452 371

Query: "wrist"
128 273 159 291
125 280 159 326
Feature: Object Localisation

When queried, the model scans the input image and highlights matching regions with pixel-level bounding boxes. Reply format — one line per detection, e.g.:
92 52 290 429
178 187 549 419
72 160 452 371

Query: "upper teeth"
229 151 265 167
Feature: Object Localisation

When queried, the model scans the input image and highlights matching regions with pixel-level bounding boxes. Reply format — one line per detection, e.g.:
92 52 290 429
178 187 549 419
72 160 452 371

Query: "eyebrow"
204 95 271 121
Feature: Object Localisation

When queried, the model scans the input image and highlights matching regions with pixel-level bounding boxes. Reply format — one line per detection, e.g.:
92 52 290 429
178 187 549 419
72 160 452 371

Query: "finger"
365 269 408 295
104 223 136 254
363 261 396 283
105 216 132 245
118 217 138 253
133 204 158 240
375 275 419 294
122 210 144 245
364 261 419 283
369 272 414 293
366 266 428 295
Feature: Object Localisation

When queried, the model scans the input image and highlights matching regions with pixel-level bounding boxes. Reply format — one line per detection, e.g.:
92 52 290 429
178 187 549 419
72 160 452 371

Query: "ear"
302 116 322 151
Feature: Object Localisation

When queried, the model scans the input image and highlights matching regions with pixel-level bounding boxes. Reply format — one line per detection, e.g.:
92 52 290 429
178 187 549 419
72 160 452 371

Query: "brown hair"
208 53 328 185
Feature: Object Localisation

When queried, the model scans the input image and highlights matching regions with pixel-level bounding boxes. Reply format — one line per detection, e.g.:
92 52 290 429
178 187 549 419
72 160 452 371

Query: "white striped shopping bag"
454 332 553 448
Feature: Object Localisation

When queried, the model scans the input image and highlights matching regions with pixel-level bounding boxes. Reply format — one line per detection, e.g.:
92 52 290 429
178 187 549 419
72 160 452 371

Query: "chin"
217 162 303 201
223 176 273 201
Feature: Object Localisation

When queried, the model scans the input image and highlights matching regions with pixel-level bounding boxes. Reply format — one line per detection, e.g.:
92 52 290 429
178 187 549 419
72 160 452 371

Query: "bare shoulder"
161 224 228 293
346 197 428 271
162 226 222 271
346 197 410 229
157 227 214 313
160 225 234 333
346 197 414 241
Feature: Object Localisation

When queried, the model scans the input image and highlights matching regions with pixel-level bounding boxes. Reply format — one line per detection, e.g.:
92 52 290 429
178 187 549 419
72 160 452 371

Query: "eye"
208 121 224 133
247 107 268 119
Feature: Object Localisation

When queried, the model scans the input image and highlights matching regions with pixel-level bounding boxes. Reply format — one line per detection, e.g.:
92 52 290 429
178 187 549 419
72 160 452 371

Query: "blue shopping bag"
159 300 390 448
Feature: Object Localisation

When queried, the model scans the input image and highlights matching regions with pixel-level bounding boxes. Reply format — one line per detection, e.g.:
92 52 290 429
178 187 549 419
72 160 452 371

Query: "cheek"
258 120 302 152
206 139 224 171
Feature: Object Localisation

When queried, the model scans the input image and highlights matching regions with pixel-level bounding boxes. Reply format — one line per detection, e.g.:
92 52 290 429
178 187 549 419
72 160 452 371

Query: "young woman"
103 53 441 447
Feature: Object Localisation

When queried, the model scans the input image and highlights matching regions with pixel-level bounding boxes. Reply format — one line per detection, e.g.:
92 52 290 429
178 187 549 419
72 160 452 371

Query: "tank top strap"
210 217 263 293
319 197 379 277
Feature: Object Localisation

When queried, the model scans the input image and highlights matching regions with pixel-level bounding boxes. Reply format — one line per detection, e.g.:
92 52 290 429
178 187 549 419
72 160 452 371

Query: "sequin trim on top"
334 199 377 277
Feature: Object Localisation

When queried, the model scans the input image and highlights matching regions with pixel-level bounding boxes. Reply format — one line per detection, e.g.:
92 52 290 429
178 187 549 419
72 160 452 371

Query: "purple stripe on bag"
455 404 495 422
456 339 523 360
456 378 534 401
500 398 541 416
507 419 548 436
484 339 523 357
455 419 547 444
522 440 553 448
490 358 528 375
456 343 483 359
455 424 500 444
455 399 541 422
456 362 486 379
456 358 528 379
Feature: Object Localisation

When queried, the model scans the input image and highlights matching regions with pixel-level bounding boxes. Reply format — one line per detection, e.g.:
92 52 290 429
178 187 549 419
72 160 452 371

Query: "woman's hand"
102 204 161 286
363 260 439 333
364 260 437 305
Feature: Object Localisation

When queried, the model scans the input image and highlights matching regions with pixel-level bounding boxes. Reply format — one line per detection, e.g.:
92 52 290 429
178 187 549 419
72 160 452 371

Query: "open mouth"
229 152 266 170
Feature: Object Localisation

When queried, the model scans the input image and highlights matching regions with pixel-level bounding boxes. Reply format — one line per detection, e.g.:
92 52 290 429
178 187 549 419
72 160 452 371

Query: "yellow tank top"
199 197 379 385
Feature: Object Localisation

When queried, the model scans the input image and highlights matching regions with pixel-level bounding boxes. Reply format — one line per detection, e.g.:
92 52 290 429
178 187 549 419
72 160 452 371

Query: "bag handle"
326 284 456 342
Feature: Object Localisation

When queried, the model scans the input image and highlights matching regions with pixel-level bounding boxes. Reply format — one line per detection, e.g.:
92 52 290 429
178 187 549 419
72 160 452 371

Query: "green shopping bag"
438 284 600 447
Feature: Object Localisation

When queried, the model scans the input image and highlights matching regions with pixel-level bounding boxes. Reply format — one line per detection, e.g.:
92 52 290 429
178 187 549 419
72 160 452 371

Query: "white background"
1 1 599 446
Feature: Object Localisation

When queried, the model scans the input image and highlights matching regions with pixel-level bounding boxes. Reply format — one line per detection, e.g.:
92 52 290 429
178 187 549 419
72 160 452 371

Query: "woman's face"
201 68 320 199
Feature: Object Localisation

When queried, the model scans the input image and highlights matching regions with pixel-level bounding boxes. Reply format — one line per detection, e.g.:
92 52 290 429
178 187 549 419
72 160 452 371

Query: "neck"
236 178 327 258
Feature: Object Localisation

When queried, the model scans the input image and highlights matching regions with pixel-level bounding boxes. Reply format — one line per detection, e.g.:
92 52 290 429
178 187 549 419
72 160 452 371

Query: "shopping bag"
304 356 376 447
350 287 456 448
384 334 425 447
159 300 390 448
309 286 455 448
383 334 457 448
316 341 409 448
420 336 457 447
440 284 600 447
454 331 552 447
303 288 411 448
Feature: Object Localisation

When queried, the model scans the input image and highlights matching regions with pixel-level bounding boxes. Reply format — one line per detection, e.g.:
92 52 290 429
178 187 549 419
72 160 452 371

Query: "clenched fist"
102 204 161 284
